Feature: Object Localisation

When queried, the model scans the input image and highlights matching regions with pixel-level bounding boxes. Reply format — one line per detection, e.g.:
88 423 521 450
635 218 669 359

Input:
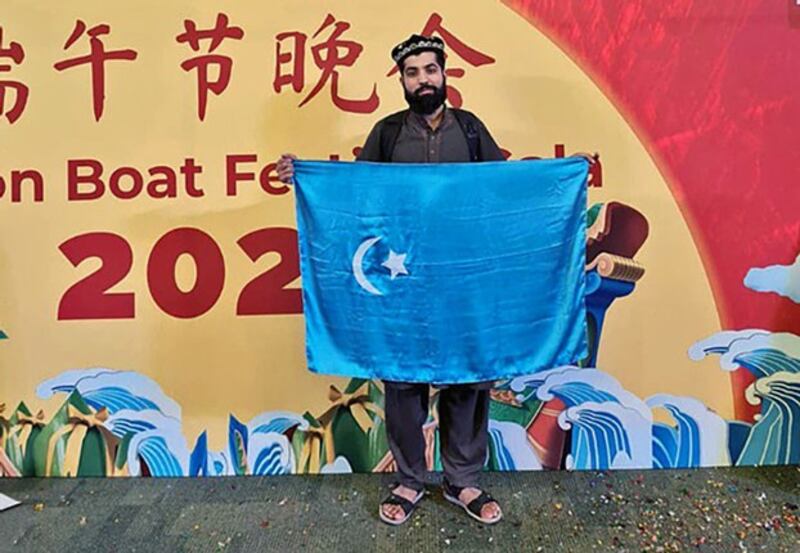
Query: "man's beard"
404 80 447 115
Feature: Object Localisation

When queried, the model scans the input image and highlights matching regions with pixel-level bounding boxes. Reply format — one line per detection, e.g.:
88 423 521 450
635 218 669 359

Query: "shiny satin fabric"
293 158 589 384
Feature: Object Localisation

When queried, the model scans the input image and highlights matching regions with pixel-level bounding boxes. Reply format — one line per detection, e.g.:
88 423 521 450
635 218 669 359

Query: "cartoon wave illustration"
247 432 294 476
509 367 656 470
689 330 800 467
226 411 309 475
687 329 769 357
488 420 543 471
513 367 652 421
35 368 114 398
127 420 190 477
737 371 800 466
36 369 181 419
32 374 193 477
208 450 231 476
187 432 231 477
506 365 571 401
559 401 652 470
689 331 800 377
646 395 730 468
21 324 798 478
249 411 309 436
105 409 180 439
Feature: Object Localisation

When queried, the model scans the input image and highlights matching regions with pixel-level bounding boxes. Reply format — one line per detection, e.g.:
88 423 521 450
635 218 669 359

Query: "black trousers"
383 381 491 490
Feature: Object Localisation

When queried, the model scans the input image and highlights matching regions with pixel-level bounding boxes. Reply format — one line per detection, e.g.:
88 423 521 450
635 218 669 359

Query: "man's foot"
379 484 424 525
458 487 502 521
442 482 502 524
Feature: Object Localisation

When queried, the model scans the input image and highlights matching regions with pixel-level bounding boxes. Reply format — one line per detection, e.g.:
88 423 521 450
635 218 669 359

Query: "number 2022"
57 227 302 320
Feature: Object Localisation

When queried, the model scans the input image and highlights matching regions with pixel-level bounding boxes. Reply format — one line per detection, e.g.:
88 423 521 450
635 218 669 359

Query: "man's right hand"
276 153 297 184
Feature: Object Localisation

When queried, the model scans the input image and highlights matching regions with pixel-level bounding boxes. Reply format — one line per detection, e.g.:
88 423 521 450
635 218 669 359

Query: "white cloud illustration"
744 254 800 304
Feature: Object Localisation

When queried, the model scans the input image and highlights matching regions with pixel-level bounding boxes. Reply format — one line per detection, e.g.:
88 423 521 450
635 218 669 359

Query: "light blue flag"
293 158 589 384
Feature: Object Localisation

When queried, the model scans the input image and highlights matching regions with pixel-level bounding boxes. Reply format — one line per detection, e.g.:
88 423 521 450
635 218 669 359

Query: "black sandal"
378 486 424 526
442 481 503 524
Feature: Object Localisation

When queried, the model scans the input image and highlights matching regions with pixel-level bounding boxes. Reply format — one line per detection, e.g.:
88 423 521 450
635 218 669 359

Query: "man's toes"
482 503 501 519
383 505 402 520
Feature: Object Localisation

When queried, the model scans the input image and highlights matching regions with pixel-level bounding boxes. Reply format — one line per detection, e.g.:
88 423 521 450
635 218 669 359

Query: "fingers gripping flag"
293 158 589 384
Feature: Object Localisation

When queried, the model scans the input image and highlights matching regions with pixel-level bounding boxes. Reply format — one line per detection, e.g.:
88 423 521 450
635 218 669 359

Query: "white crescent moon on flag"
352 237 383 296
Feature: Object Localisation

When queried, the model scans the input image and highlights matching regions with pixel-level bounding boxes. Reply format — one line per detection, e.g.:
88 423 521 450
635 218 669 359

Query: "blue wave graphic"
189 432 209 477
690 331 800 378
252 443 290 476
664 404 700 467
107 418 157 438
737 373 800 466
252 418 304 435
37 369 181 419
27 327 798 477
488 428 516 471
82 387 161 415
137 436 185 477
727 421 752 463
548 382 618 407
50 385 158 413
247 432 293 475
732 350 800 378
652 423 678 469
565 406 633 470
105 409 182 446
125 426 188 477
486 420 542 471
212 458 226 475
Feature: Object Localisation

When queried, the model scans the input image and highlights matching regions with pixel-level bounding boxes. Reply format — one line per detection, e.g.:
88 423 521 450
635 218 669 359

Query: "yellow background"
1 1 728 451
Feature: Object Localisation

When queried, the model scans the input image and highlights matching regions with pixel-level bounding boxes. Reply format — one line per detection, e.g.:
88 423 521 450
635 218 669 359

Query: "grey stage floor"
1 467 799 552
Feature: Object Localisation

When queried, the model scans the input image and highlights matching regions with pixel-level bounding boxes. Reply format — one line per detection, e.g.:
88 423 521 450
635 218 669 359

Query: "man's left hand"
570 152 599 165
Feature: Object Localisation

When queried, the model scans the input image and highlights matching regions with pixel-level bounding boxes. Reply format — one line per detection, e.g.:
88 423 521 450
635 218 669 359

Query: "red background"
505 0 800 418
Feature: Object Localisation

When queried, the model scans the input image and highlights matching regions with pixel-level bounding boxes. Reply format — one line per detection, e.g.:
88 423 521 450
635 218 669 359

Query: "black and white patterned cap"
391 34 445 66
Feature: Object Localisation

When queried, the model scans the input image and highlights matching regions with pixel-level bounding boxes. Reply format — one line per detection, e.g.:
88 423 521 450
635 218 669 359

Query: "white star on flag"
382 250 409 279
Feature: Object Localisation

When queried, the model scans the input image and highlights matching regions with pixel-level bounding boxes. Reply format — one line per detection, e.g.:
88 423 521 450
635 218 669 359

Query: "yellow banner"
2 1 737 476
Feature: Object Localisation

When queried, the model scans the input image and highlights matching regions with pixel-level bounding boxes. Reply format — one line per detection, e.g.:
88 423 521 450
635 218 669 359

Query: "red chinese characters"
388 13 495 108
11 13 498 123
53 21 138 121
176 13 244 121
274 14 379 114
0 27 28 124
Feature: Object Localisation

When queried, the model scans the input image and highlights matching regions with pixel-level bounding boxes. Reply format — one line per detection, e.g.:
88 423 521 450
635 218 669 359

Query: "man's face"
400 51 446 115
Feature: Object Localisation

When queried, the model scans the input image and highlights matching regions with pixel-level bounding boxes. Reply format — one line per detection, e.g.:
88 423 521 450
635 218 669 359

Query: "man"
278 34 593 526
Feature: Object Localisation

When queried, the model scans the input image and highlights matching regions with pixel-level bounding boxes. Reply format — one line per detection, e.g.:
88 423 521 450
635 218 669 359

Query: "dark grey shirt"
356 107 505 163
357 107 502 389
